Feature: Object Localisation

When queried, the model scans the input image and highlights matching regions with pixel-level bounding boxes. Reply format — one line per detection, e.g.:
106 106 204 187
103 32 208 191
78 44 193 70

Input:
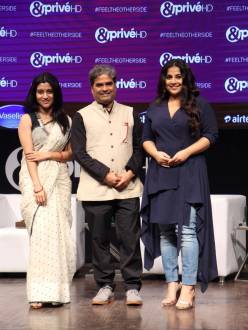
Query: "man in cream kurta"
71 65 144 305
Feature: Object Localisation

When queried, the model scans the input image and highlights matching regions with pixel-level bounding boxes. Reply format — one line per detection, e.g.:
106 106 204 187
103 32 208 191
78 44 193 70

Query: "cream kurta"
19 116 76 303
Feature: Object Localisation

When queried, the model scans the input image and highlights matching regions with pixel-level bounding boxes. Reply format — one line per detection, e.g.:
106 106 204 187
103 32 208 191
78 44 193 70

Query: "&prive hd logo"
95 27 147 44
30 1 82 17
0 77 17 88
116 78 146 89
0 27 17 38
160 1 213 18
226 26 248 43
225 77 248 94
30 52 82 68
160 52 212 66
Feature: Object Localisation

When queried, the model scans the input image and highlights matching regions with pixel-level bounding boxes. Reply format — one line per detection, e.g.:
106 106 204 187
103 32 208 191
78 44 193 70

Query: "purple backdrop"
0 1 248 103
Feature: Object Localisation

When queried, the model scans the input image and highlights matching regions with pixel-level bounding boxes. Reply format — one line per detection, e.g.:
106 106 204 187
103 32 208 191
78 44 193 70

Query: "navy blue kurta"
141 96 218 292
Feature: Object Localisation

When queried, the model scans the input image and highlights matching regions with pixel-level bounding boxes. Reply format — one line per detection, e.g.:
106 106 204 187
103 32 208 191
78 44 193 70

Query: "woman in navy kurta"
141 59 218 309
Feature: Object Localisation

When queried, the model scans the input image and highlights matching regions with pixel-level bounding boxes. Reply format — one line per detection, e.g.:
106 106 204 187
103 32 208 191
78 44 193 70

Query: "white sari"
19 117 76 303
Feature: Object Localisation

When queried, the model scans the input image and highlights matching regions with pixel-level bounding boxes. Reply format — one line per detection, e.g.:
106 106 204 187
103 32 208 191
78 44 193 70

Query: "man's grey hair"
89 65 117 86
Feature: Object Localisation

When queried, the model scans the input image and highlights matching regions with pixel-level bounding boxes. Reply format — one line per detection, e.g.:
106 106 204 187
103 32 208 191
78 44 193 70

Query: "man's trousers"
82 197 142 291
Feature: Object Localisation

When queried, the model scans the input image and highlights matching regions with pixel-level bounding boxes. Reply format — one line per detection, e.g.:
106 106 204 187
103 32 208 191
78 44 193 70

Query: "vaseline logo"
30 1 82 17
160 1 213 18
160 52 212 66
226 26 248 43
0 105 24 129
95 27 147 44
30 52 82 68
224 77 248 94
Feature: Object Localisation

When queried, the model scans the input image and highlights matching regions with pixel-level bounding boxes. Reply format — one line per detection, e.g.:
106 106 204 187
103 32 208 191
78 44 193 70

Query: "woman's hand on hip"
26 151 50 162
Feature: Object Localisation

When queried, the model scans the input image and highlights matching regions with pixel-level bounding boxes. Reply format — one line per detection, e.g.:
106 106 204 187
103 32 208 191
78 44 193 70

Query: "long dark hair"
24 72 69 134
157 59 200 136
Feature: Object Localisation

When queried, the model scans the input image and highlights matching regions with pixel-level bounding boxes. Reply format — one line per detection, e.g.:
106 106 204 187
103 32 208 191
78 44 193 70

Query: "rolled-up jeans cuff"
166 276 179 283
182 277 197 285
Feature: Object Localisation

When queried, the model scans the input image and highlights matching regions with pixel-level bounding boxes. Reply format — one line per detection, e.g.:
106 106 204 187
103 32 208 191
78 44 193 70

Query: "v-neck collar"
166 101 181 120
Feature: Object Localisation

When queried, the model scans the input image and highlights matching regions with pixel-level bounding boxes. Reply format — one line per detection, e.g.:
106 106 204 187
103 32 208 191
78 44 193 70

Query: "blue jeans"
160 207 199 285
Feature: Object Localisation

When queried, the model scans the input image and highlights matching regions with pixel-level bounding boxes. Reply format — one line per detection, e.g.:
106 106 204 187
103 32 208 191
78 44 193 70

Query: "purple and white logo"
0 77 18 88
30 1 82 17
225 77 248 93
160 1 213 18
0 27 17 38
116 78 146 89
95 27 147 43
30 52 82 68
160 52 212 66
226 26 248 43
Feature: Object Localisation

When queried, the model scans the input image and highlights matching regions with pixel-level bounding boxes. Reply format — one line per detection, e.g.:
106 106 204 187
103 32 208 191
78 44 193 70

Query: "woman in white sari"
18 72 76 309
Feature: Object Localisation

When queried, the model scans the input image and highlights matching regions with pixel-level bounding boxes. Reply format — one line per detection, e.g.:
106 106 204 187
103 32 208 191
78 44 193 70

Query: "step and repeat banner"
1 1 248 104
0 0 248 193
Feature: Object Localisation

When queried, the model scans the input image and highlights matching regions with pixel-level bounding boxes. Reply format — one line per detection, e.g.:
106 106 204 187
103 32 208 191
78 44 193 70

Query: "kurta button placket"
108 115 114 163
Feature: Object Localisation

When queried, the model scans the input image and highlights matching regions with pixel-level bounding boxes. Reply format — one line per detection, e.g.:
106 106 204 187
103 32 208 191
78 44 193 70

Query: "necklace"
36 112 53 135
36 112 53 125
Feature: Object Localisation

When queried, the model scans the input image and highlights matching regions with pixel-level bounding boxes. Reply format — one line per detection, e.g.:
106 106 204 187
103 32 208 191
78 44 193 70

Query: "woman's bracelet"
34 186 43 194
